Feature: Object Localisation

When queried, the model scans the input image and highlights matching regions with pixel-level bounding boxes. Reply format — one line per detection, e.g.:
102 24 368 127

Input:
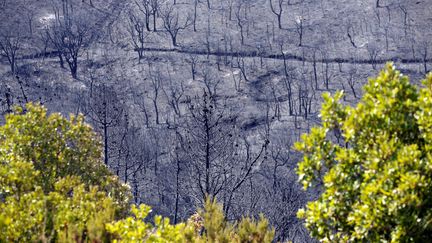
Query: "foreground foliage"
296 64 432 242
107 198 274 242
0 103 274 242
0 104 130 241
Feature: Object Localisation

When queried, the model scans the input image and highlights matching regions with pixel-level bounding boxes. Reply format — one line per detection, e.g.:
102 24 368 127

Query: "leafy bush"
296 64 432 242
0 103 129 241
107 198 274 243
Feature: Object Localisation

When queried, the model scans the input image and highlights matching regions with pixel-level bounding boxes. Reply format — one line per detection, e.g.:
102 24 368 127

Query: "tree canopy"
296 63 432 242
0 103 131 241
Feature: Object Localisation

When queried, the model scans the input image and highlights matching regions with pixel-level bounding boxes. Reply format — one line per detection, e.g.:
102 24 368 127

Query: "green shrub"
296 64 432 242
0 103 129 241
